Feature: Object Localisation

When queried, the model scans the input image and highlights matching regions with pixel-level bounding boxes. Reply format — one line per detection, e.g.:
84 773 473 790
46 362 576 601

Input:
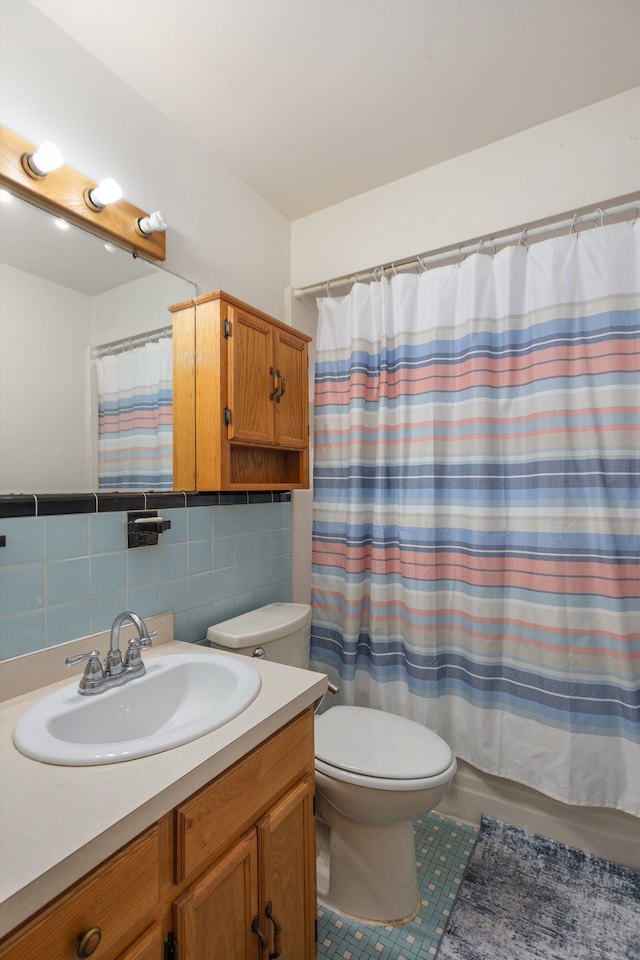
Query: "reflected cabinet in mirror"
0 192 196 494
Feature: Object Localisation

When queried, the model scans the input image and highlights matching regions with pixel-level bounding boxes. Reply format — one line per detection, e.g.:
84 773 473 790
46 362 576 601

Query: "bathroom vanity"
0 620 326 960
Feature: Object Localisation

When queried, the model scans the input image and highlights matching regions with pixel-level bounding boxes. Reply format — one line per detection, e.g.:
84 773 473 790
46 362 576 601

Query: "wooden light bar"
0 126 166 262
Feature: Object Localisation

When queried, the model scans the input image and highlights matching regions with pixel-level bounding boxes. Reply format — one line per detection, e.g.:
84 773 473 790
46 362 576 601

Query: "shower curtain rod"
93 324 172 359
293 196 639 299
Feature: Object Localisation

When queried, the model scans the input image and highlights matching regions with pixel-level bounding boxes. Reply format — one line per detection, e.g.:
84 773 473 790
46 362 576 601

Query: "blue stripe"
310 631 639 733
315 309 640 382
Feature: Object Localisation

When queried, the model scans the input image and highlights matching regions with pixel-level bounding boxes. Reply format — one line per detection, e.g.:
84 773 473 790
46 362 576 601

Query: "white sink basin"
13 653 261 766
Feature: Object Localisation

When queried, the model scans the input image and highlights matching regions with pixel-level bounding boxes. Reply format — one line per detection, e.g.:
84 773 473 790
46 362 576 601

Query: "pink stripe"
310 594 639 659
315 342 638 402
312 544 640 598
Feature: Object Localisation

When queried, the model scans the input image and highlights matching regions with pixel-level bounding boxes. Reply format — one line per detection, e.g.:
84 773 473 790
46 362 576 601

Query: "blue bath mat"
436 815 640 960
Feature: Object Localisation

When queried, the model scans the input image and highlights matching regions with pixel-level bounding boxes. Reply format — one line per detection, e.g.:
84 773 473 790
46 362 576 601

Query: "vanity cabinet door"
173 830 259 960
257 775 317 960
173 777 316 960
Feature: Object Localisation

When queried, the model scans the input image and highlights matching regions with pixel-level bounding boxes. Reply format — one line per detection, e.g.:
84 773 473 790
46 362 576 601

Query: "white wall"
291 86 640 289
0 0 291 317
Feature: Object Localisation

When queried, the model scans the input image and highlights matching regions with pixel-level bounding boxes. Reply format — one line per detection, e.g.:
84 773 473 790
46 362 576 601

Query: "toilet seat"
314 706 455 791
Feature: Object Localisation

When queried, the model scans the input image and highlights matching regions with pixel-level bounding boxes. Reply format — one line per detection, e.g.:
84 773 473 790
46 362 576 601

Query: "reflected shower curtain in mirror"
95 337 172 490
310 220 640 816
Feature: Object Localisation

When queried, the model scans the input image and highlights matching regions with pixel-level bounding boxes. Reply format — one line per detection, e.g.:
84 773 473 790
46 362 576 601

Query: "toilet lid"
314 706 453 780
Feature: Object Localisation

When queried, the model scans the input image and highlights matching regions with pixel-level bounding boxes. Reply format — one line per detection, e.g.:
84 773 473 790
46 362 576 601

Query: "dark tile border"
0 490 293 519
0 496 36 518
96 493 147 513
37 495 97 516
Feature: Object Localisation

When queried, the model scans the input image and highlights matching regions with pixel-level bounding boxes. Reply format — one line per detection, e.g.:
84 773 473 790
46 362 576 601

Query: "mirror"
0 190 197 494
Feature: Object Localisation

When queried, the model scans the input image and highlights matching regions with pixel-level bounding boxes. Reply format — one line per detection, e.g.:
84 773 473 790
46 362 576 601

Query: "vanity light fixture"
84 177 123 211
136 210 167 237
1 125 166 261
21 141 63 179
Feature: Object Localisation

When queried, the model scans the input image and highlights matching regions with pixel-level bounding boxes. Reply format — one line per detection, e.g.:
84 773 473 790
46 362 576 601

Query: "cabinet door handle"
269 367 281 401
265 901 282 959
252 914 269 950
276 376 286 404
77 927 102 958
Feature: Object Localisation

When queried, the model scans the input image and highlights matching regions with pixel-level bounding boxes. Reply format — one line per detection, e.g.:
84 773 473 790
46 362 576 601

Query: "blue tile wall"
0 500 293 660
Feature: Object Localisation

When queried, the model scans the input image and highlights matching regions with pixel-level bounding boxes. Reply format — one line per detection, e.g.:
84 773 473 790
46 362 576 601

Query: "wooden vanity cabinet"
174 775 315 960
174 708 316 960
114 924 164 960
170 291 311 491
0 709 317 960
0 826 164 960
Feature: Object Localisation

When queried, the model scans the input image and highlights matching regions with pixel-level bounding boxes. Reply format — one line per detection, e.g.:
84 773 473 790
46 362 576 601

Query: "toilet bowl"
207 603 457 924
314 705 456 922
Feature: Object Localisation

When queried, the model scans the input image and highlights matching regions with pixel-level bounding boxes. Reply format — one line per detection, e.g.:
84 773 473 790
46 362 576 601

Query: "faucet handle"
65 651 105 693
138 629 155 650
66 650 102 669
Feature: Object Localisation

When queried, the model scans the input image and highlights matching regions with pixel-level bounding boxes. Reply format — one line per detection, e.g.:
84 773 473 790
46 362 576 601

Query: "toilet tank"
206 603 312 669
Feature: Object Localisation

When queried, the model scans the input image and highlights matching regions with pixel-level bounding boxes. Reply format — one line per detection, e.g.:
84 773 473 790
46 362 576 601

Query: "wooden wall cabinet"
0 710 317 960
171 292 311 491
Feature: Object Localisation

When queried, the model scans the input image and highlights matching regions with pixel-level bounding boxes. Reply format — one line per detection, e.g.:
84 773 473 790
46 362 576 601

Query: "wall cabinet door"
227 305 275 445
173 830 260 960
226 304 309 450
272 327 309 449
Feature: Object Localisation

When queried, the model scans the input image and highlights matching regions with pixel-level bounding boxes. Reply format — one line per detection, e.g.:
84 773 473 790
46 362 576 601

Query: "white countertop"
0 624 327 938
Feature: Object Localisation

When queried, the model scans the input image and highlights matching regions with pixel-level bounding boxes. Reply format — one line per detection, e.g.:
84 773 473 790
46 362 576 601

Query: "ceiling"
28 0 640 220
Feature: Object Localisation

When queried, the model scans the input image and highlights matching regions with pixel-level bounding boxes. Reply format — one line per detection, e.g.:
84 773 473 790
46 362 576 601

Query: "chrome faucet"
66 611 155 695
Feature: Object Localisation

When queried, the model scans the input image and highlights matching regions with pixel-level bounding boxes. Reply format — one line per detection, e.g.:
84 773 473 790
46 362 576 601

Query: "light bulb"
85 177 122 210
137 210 167 236
22 141 63 178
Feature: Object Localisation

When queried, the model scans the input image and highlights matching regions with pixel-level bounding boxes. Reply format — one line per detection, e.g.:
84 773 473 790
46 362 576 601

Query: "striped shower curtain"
310 219 640 816
95 337 173 490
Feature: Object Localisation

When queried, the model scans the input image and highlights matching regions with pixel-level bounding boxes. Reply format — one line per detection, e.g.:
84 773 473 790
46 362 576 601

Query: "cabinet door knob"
276 376 286 404
251 915 269 949
265 901 282 959
269 367 281 401
77 927 102 958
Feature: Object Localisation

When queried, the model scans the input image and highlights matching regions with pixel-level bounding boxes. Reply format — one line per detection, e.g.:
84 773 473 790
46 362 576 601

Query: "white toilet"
207 602 457 924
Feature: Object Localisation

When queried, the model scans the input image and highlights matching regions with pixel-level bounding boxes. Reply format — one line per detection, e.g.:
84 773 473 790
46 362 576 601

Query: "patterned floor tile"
317 811 478 960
